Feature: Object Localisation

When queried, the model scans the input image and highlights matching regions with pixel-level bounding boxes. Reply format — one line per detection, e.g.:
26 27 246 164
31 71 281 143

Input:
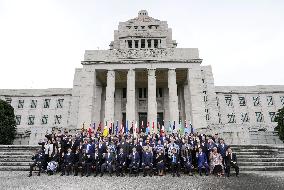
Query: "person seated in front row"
100 148 114 177
156 149 165 176
142 146 153 177
170 148 180 177
196 147 209 176
116 148 127 177
225 147 239 177
210 147 224 177
182 147 193 176
28 149 44 177
60 148 73 176
129 147 140 177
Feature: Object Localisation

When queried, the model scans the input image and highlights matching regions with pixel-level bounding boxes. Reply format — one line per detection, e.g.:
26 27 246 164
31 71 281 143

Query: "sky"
0 0 283 89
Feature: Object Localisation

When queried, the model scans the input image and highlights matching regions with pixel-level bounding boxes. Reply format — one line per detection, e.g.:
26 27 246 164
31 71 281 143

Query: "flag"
179 120 184 135
131 121 134 134
173 121 176 132
146 121 150 135
119 121 124 134
93 122 96 131
141 120 144 133
184 120 189 134
152 121 155 134
81 122 85 131
103 126 109 137
109 122 112 135
190 121 194 134
134 121 138 138
126 120 129 135
98 122 102 132
168 120 172 134
115 120 118 135
88 127 92 137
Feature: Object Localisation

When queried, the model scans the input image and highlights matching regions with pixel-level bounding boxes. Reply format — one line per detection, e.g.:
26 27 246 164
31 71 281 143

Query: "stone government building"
1 10 283 145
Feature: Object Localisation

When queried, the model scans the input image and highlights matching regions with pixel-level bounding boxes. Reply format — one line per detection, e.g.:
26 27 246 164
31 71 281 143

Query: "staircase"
249 129 283 145
230 144 284 171
0 145 40 171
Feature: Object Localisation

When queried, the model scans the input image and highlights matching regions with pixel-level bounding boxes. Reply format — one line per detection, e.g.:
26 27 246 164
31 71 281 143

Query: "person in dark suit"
129 147 140 176
225 147 239 177
183 147 193 176
60 148 73 176
100 148 114 177
28 149 44 177
156 149 165 176
218 139 228 165
170 148 180 177
196 147 209 176
142 146 153 177
116 148 127 177
82 150 93 177
73 148 82 176
94 145 103 177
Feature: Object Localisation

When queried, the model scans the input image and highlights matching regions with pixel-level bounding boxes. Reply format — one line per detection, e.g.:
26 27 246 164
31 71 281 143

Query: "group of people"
28 130 239 178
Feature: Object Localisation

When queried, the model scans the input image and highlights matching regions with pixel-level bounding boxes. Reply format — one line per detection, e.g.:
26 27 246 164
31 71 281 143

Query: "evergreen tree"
275 107 284 142
0 99 16 144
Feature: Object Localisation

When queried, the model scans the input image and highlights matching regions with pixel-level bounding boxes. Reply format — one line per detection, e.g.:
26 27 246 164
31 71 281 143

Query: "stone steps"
240 166 284 171
0 145 39 171
238 162 284 166
238 158 284 162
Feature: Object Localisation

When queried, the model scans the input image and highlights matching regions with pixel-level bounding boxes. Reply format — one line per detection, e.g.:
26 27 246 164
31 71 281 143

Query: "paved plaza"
0 171 283 190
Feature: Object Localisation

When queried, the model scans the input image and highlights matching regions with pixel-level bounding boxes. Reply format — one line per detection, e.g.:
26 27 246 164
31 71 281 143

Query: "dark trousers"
198 162 209 175
73 162 82 175
171 162 180 175
101 163 112 174
142 164 153 176
82 162 92 176
129 163 139 175
226 162 239 176
61 162 72 175
94 161 101 175
29 162 42 176
116 164 126 175
184 162 192 173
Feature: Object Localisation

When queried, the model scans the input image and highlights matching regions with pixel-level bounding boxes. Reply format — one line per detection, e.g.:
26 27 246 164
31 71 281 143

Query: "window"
15 115 21 125
128 40 132 48
203 91 208 102
238 96 246 106
144 88 147 98
227 113 236 123
139 88 143 98
147 39 151 48
267 96 273 106
241 113 249 123
28 115 35 125
205 109 209 121
18 100 24 109
255 112 263 122
122 88 127 98
5 97 12 104
41 115 48 125
253 96 260 106
30 100 37 108
225 95 233 106
55 115 62 125
141 39 145 48
135 40 139 48
154 39 158 48
281 96 284 105
56 99 64 108
269 112 276 122
156 88 163 98
44 99 51 108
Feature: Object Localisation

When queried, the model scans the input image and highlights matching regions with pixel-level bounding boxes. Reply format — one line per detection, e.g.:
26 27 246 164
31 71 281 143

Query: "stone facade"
0 10 283 145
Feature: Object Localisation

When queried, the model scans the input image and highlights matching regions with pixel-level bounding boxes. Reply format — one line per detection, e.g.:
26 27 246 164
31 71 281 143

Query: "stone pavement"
0 171 283 190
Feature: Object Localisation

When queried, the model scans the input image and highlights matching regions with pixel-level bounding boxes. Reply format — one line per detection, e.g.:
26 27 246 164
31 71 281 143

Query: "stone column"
151 39 154 49
126 69 136 124
148 69 157 133
168 68 179 131
104 70 115 126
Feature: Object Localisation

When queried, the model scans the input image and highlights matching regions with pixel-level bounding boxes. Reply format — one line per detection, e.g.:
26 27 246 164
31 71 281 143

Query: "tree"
275 107 284 142
0 99 16 144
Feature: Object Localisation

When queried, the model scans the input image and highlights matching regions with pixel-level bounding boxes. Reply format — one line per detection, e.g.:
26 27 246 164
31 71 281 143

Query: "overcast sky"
0 0 283 89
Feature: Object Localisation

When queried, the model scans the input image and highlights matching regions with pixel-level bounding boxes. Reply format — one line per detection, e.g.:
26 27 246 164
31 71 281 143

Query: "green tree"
0 99 16 144
275 107 284 142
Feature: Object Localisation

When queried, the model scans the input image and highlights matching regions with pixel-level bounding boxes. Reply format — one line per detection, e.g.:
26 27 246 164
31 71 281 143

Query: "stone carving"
113 49 174 60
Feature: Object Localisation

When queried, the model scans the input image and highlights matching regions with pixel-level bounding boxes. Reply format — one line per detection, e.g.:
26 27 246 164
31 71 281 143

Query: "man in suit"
116 148 127 177
60 148 73 176
225 147 239 177
170 148 180 177
196 147 209 176
28 149 44 177
142 146 153 177
129 147 140 176
218 139 228 165
100 148 114 177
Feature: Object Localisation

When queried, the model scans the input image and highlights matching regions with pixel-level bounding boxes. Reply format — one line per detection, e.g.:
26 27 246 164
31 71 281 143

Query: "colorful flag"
81 122 85 131
115 120 118 135
184 120 189 134
93 122 96 131
146 121 150 135
103 126 109 137
88 127 92 137
126 120 129 135
190 121 193 134
152 121 155 134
